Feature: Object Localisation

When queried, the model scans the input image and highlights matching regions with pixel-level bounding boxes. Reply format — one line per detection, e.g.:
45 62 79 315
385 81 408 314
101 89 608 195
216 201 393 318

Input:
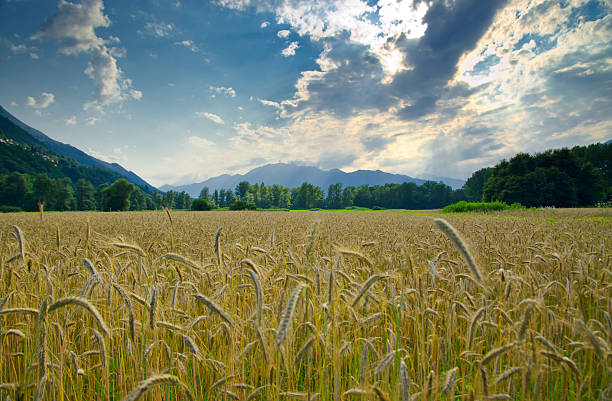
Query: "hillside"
161 163 465 197
0 106 154 191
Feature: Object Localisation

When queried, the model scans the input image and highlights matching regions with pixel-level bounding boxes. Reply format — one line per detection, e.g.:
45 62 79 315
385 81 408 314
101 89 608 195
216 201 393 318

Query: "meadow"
0 209 610 400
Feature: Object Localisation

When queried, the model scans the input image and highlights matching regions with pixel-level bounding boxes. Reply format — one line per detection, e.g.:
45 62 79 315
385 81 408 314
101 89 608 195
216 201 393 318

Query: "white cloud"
277 29 290 38
143 21 174 38
175 40 199 52
34 0 140 110
34 0 109 55
64 116 77 125
281 41 299 57
26 92 55 108
215 0 251 10
85 117 99 125
188 136 216 148
209 85 236 97
260 21 269 28
257 98 281 109
83 46 142 110
195 111 225 125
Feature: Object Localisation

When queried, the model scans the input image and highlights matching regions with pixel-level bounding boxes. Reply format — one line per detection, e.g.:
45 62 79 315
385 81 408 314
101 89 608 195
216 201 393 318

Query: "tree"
463 167 493 202
229 199 256 210
75 179 95 210
101 178 135 211
0 172 29 207
236 181 250 199
199 186 210 200
191 198 214 211
32 173 55 207
326 183 343 209
129 187 147 211
292 182 324 209
54 177 75 211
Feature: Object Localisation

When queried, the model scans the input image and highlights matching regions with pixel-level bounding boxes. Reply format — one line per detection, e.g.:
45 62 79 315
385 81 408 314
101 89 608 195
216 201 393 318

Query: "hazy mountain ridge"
0 105 154 191
161 163 466 197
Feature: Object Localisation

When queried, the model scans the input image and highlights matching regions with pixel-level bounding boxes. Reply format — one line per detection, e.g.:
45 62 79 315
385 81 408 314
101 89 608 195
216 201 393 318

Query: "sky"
0 0 610 187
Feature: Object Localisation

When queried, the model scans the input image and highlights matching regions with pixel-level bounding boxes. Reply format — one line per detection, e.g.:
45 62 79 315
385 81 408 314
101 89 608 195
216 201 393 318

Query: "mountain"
0 105 154 191
161 163 466 197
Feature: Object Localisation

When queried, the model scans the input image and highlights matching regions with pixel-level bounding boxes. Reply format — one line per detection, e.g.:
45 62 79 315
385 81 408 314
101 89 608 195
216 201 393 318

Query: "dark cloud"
284 0 508 121
284 38 394 118
316 151 358 170
360 135 396 152
391 0 509 120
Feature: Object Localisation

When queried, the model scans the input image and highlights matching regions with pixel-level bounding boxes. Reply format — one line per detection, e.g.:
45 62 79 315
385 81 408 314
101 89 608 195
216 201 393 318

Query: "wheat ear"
276 283 305 348
47 296 109 336
122 374 194 401
434 219 483 282
192 293 235 327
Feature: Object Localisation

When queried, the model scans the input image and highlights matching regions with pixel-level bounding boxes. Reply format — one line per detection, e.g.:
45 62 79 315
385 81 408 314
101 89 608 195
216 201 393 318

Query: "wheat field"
0 209 610 400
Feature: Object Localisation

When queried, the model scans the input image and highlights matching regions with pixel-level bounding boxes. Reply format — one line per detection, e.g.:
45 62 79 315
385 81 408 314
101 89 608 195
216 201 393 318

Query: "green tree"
129 187 147 211
199 186 210 200
326 183 343 209
463 167 493 202
54 177 75 211
236 181 250 199
101 178 135 211
191 198 214 211
75 178 95 210
0 172 29 207
292 182 324 209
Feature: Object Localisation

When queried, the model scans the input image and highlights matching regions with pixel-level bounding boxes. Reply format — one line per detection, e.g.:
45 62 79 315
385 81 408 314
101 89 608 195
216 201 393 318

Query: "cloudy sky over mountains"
0 0 610 186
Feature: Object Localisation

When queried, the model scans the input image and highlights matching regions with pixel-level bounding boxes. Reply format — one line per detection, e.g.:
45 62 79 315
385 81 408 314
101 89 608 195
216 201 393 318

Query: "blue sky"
0 0 610 187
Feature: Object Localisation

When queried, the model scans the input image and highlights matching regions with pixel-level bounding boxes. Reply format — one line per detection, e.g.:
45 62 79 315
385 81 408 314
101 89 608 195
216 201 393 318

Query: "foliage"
442 200 525 213
190 198 215 211
229 199 257 210
101 178 135 211
463 167 493 202
0 205 22 213
483 148 607 207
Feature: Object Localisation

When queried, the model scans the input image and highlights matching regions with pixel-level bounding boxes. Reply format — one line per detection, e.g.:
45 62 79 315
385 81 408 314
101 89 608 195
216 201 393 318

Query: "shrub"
442 201 524 213
229 200 256 210
190 198 214 211
0 205 23 213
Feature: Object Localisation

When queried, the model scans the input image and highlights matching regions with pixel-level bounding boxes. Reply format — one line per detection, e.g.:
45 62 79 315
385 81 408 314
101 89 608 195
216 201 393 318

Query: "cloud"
195 111 225 125
65 116 77 125
26 92 55 108
260 21 269 28
34 0 109 55
162 0 611 184
360 135 396 153
85 116 99 125
83 45 142 110
4 39 39 58
188 136 216 148
257 98 281 109
277 29 290 38
281 41 299 57
143 21 174 38
34 0 140 110
175 39 199 52
215 0 251 10
209 85 236 97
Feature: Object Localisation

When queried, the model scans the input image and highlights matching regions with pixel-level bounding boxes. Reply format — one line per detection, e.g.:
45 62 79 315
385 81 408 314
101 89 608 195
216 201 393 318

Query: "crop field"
0 209 610 400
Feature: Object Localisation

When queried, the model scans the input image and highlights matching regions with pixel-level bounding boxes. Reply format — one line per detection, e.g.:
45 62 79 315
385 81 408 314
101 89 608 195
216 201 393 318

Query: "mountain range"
161 163 466 198
0 105 154 191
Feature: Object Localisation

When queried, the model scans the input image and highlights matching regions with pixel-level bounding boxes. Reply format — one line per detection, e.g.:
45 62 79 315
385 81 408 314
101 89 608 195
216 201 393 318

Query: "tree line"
462 143 610 207
196 180 466 210
0 172 191 212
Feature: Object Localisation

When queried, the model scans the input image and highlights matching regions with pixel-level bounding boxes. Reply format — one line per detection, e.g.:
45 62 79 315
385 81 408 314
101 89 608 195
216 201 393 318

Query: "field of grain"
0 209 610 400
